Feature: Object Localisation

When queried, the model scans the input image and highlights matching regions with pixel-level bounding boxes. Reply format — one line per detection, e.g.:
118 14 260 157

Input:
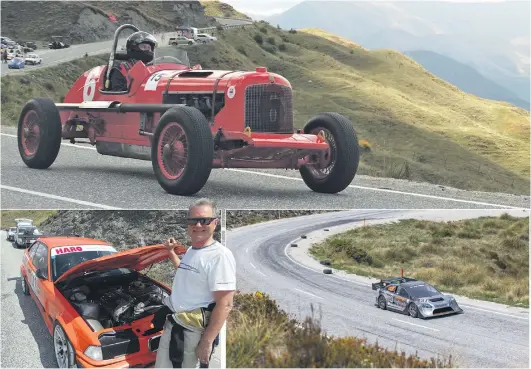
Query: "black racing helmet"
126 31 158 64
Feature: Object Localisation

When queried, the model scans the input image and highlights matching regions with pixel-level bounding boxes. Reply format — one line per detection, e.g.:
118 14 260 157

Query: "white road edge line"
284 237 368 287
226 169 523 209
249 262 266 277
1 133 524 209
459 304 529 320
283 234 529 320
1 185 120 210
294 287 324 300
391 318 440 332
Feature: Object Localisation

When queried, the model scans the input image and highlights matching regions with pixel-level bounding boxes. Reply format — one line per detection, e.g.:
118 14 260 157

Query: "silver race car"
372 277 463 319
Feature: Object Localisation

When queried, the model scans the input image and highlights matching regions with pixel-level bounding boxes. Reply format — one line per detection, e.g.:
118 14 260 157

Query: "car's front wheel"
53 322 77 368
408 303 419 318
378 295 387 310
21 271 30 295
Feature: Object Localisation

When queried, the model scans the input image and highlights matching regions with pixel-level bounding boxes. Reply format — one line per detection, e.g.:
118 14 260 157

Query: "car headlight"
420 303 433 309
84 345 103 361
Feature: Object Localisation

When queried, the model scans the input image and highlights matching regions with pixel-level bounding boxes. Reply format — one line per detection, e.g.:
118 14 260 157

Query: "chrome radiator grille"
244 84 294 133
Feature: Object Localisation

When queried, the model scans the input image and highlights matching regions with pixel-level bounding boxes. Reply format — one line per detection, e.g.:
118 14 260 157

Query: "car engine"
66 279 168 329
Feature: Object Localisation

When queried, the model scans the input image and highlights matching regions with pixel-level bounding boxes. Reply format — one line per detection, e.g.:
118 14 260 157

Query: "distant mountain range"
404 50 529 110
256 0 530 109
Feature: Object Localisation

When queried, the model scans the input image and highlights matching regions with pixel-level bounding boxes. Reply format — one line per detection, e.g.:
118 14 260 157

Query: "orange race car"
19 235 186 368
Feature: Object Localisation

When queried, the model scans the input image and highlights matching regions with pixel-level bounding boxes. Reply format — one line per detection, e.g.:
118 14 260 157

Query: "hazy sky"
220 0 526 16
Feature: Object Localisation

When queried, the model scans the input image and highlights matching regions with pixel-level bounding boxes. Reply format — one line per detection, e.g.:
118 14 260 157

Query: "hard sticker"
144 72 167 91
83 66 101 102
51 245 117 256
227 86 236 99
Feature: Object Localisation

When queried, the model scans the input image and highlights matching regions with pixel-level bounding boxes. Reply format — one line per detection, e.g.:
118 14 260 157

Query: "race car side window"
31 243 48 278
386 285 397 293
28 242 40 260
397 287 409 298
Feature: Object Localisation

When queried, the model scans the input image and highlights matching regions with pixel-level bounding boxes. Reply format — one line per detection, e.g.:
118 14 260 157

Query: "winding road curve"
226 209 530 368
0 230 222 368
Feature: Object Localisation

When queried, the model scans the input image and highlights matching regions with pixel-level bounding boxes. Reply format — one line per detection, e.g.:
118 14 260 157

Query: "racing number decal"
83 67 101 101
144 72 165 91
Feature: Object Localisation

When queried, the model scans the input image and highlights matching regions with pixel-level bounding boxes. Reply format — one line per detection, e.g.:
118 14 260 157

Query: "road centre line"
391 318 440 332
294 287 324 300
0 185 120 210
1 133 525 209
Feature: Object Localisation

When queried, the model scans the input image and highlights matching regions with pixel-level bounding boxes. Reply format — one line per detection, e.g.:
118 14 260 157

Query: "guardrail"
198 23 250 32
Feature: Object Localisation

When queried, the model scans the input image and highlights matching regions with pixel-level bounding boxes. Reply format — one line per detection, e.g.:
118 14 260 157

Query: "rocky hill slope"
1 1 216 44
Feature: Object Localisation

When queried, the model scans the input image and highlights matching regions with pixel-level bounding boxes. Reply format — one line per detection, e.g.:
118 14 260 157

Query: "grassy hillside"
1 22 529 194
310 214 529 307
201 0 251 19
228 292 453 368
1 210 58 228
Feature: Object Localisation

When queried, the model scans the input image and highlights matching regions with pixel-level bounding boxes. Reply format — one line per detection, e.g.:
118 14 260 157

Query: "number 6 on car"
17 24 360 196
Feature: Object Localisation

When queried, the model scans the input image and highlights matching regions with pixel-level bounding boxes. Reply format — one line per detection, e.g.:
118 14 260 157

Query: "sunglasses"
186 217 217 226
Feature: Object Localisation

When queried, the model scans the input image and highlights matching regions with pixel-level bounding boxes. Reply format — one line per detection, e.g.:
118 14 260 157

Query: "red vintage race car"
17 24 360 196
19 235 187 368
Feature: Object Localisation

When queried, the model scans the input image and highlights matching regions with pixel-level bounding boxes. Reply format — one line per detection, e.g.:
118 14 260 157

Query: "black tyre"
378 295 387 310
152 106 213 195
21 271 30 295
320 260 331 265
299 112 360 193
53 322 77 368
290 243 298 247
18 98 61 169
408 303 419 318
323 268 332 274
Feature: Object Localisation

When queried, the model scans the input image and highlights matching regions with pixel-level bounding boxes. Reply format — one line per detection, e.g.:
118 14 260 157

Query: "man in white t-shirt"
154 198 236 368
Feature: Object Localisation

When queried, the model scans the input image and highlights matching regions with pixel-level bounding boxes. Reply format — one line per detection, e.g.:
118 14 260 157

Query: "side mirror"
35 269 46 280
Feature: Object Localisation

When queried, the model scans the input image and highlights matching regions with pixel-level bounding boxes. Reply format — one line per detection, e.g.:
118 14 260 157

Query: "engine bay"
63 273 169 330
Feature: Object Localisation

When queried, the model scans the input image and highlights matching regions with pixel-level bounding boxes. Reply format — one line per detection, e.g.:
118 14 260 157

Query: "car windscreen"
18 227 37 235
404 284 441 298
51 245 118 281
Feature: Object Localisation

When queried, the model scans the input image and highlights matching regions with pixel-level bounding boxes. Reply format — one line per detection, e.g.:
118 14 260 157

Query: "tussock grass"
228 292 454 368
310 214 529 307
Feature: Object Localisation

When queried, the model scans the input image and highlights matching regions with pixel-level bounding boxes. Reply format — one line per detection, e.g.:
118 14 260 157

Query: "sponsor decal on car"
51 245 117 256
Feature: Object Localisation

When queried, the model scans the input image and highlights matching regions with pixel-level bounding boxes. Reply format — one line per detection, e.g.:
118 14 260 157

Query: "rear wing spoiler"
372 277 417 290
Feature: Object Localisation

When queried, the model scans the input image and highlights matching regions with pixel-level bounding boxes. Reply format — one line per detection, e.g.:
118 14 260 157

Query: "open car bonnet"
54 244 187 284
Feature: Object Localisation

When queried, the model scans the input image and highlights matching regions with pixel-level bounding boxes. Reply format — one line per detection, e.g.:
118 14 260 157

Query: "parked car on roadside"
196 33 217 43
25 53 42 65
7 227 17 242
168 36 195 46
8 57 25 69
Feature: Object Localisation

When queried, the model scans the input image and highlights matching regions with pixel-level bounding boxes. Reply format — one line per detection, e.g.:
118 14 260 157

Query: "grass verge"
228 291 454 368
310 214 529 307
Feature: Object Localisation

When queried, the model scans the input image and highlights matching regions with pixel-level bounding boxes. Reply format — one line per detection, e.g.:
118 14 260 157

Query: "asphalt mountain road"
1 130 528 209
1 17 252 76
0 231 222 368
226 209 530 368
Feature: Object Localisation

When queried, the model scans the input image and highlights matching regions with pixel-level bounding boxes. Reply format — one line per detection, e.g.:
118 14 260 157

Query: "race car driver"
108 31 157 91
